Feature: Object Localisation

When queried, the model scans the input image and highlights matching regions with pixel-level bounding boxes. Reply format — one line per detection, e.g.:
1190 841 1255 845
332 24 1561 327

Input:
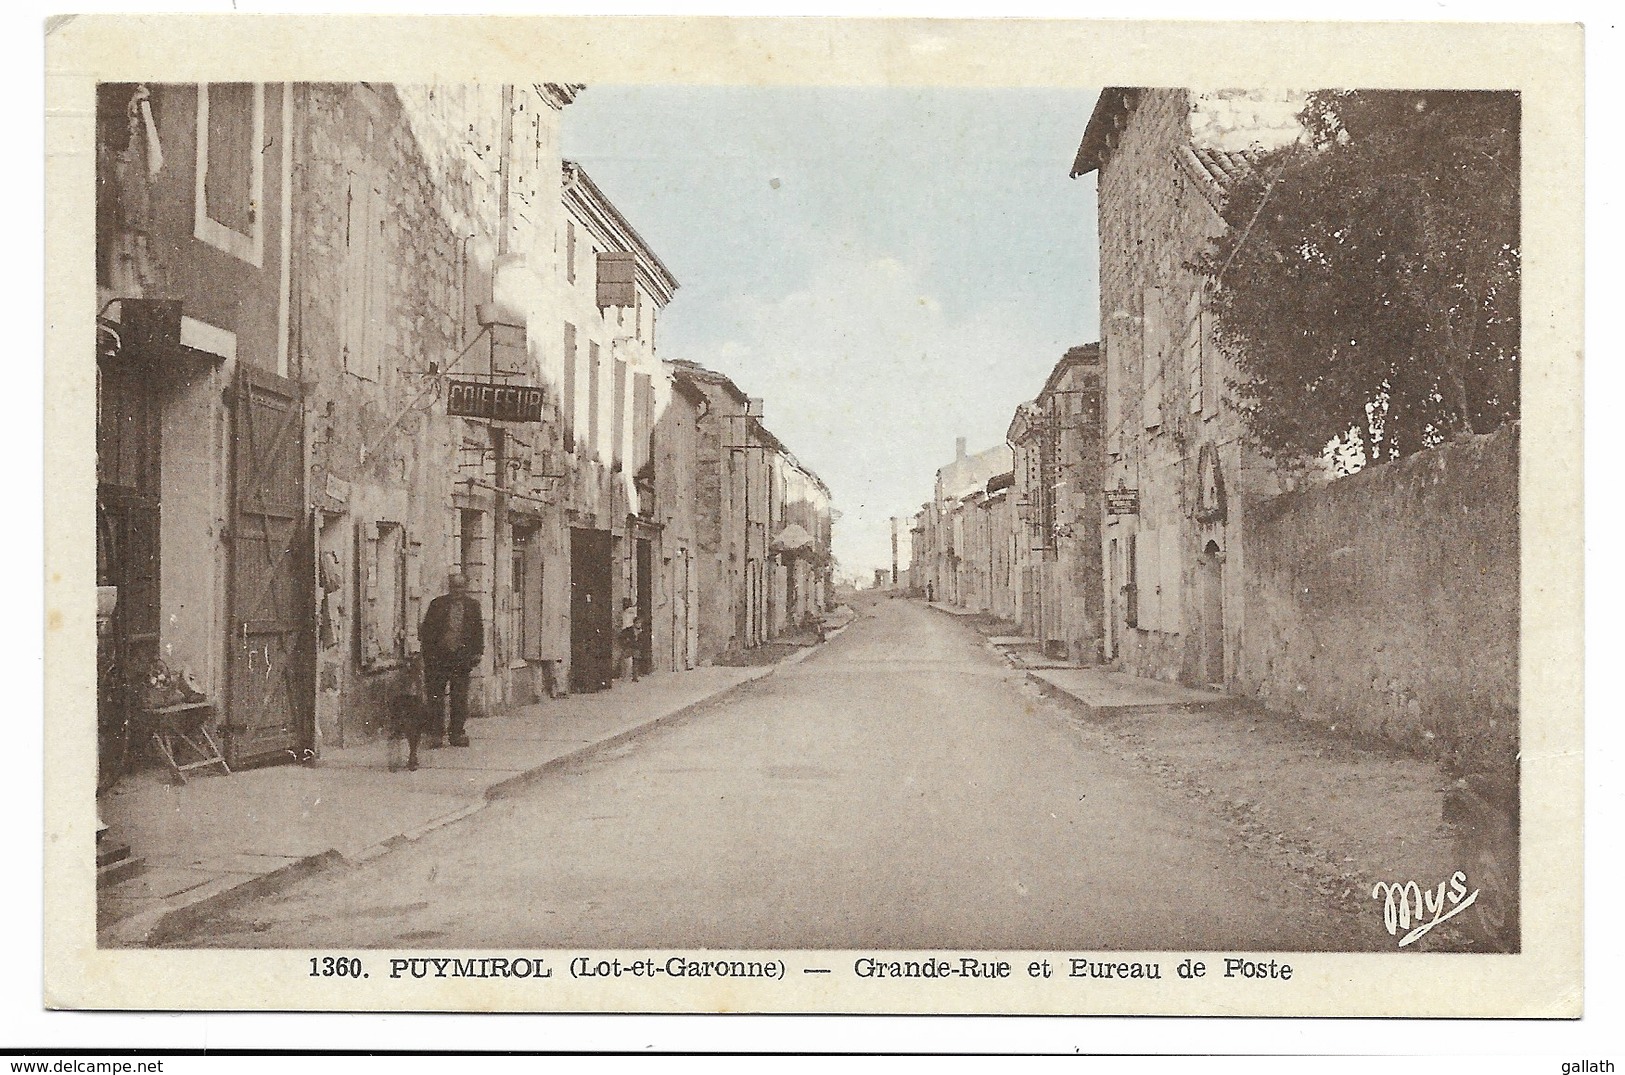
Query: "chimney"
955 436 967 460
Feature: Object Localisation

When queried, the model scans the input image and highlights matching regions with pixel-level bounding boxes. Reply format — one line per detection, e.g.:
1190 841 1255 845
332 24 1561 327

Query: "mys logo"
1371 871 1479 947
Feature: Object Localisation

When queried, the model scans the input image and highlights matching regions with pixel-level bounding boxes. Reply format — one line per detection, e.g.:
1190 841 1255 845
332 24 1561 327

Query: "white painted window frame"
194 82 265 268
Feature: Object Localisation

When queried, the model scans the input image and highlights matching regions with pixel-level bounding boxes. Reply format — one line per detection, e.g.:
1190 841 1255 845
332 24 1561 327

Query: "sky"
561 86 1101 579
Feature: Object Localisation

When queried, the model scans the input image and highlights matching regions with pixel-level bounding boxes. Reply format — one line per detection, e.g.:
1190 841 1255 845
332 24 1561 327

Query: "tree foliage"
1196 90 1520 470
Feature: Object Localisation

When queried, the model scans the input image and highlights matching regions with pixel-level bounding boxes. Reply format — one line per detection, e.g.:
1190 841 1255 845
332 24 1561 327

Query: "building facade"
95 81 305 778
1008 345 1106 662
558 160 680 692
94 82 835 790
1072 88 1303 688
672 360 832 660
910 438 1014 611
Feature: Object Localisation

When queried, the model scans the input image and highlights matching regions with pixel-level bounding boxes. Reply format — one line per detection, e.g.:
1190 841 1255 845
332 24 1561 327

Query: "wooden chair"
138 701 230 784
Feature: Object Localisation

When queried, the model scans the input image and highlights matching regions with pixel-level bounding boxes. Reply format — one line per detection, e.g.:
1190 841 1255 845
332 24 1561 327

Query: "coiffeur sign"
446 379 545 423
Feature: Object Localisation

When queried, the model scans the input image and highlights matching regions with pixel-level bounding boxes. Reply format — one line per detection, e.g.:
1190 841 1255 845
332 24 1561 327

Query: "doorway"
226 363 313 769
1199 539 1225 688
635 537 653 677
569 527 613 691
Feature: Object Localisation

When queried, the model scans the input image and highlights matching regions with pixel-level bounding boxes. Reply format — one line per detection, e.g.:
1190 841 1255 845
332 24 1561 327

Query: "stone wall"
1238 423 1520 777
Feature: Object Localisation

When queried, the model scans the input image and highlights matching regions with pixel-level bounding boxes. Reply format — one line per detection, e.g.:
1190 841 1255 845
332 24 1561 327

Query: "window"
362 521 407 667
566 220 577 284
194 83 265 266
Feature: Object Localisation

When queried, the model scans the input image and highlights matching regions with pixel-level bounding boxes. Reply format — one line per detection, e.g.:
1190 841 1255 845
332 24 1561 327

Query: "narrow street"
175 596 1361 951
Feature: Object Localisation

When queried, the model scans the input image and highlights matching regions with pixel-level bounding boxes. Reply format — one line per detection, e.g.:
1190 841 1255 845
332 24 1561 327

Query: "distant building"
913 437 1014 612
670 360 832 660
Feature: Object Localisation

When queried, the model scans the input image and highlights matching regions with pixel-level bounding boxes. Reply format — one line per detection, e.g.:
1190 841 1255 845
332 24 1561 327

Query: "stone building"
1007 344 1105 662
670 360 832 660
915 438 1014 609
1071 88 1304 688
957 471 1019 621
94 81 304 776
649 368 707 674
296 82 582 747
769 449 834 630
558 160 680 691
95 81 715 779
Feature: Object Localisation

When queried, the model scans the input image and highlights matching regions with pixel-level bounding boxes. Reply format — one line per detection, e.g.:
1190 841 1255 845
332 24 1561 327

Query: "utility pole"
890 516 899 589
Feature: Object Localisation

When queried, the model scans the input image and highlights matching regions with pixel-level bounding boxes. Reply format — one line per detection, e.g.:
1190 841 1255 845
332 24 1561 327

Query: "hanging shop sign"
446 379 545 423
1105 480 1140 516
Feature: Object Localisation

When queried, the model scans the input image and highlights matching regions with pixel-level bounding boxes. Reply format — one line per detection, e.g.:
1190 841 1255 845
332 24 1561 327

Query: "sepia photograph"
42 15 1583 1018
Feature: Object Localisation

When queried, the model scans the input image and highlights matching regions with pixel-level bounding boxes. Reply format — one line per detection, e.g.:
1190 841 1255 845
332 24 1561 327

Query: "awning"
770 523 815 555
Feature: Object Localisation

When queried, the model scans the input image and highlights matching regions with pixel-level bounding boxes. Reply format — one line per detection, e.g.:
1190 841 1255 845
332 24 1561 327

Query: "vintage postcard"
43 15 1583 1015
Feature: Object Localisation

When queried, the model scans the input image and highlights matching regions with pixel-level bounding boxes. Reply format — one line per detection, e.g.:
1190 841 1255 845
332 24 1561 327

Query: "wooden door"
635 538 653 675
227 363 313 768
569 527 613 691
1199 541 1225 688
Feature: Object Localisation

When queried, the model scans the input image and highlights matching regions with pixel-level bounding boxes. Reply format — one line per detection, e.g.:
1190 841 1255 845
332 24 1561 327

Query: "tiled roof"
1176 144 1266 212
1071 88 1142 178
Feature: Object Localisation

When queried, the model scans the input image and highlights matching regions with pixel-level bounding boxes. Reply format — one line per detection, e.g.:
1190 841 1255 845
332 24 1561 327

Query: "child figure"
619 598 642 683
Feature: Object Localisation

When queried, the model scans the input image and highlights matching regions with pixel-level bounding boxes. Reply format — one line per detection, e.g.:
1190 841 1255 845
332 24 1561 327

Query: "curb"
107 644 822 946
113 849 348 948
483 666 775 801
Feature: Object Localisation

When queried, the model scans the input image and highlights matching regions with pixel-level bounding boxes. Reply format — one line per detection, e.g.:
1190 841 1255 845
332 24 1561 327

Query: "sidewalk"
1018 661 1477 949
98 661 784 946
925 600 980 617
1025 665 1243 713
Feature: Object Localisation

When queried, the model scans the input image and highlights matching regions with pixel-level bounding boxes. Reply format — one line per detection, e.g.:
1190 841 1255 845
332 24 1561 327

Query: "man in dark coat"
420 570 483 748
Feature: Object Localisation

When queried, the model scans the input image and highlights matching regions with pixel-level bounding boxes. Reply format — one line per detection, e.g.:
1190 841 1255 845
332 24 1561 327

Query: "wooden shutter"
1159 526 1184 633
612 358 628 468
522 541 545 661
562 323 577 452
1135 527 1160 632
634 371 652 475
1185 288 1204 415
587 343 601 461
1142 287 1164 429
342 167 376 379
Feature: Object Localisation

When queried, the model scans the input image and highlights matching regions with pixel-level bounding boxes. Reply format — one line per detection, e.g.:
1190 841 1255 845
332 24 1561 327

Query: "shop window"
194 82 264 266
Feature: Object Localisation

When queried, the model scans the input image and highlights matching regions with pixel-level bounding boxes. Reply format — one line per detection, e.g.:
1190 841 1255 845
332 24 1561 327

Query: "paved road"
177 596 1360 950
